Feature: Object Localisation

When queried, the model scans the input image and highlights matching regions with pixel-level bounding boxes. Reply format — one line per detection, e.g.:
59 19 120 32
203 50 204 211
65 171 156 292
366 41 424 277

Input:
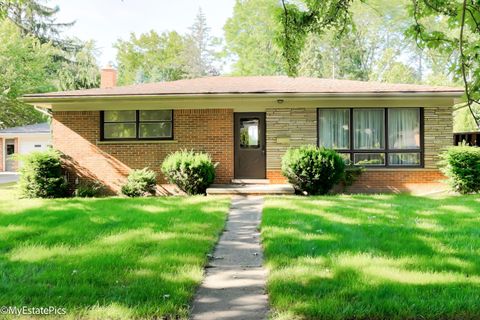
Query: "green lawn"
0 183 229 319
262 194 480 320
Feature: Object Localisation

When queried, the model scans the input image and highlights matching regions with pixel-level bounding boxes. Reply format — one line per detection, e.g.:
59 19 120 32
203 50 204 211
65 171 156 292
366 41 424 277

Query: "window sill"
96 140 177 145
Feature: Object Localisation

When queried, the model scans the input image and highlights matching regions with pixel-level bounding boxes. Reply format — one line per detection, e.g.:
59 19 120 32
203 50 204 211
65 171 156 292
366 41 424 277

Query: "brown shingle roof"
24 76 463 98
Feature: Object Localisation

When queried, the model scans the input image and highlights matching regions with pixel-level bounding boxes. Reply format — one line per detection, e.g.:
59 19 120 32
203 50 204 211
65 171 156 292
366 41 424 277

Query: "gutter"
21 91 465 105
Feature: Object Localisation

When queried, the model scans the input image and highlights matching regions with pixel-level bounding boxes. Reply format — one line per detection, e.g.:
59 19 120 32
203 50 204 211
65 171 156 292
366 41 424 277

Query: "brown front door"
234 112 266 179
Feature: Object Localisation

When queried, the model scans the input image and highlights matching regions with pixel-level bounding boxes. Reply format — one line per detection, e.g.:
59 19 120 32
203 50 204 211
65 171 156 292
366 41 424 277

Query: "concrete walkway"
191 196 268 320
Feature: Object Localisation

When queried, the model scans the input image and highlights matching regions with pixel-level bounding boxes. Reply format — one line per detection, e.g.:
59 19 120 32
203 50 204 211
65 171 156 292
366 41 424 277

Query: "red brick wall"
267 169 447 194
0 138 3 171
52 109 234 193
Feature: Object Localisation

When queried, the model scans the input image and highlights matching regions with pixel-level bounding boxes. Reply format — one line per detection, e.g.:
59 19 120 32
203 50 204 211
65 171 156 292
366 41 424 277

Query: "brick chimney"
100 65 117 89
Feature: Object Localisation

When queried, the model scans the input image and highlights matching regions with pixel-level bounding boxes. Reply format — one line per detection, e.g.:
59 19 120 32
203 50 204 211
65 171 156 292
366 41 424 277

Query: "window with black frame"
318 108 422 167
102 110 173 140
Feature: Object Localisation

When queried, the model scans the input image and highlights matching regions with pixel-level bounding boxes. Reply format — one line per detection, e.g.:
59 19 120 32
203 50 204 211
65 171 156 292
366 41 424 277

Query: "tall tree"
55 40 100 90
224 0 285 75
0 20 53 128
3 0 78 52
115 30 188 85
0 0 99 128
407 0 480 127
276 0 480 127
293 0 424 83
184 8 220 78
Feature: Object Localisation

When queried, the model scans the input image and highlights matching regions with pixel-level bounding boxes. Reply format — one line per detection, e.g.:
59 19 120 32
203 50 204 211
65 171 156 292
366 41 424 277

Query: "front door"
234 112 266 179
5 139 15 172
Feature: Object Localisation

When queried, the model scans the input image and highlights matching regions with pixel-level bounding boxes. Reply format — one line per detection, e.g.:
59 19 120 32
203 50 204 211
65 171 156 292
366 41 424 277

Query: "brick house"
23 67 462 194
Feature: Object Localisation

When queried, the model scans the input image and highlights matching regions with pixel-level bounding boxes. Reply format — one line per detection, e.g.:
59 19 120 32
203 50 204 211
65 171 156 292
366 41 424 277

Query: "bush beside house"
18 149 68 198
440 145 480 194
121 168 157 197
161 150 216 195
281 145 345 195
75 180 105 197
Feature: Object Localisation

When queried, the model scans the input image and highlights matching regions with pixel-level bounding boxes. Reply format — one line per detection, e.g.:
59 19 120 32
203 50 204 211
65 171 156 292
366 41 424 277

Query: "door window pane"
389 153 420 166
389 108 420 149
139 122 172 138
354 109 384 149
104 110 136 122
6 144 15 155
318 109 350 149
240 119 260 148
140 110 172 121
104 123 136 139
354 153 385 166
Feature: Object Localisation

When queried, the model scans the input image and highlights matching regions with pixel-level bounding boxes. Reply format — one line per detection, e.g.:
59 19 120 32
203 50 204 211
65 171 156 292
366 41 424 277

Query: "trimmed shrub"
281 145 345 195
75 180 105 198
439 145 480 194
161 150 216 195
121 168 157 197
18 149 68 198
342 164 365 188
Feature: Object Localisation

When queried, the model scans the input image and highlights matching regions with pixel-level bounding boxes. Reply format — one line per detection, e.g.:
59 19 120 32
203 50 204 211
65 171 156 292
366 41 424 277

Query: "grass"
0 183 229 319
262 194 480 320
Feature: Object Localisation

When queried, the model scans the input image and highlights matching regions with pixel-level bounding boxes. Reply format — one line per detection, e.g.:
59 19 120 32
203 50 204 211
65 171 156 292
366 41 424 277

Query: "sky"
52 0 237 67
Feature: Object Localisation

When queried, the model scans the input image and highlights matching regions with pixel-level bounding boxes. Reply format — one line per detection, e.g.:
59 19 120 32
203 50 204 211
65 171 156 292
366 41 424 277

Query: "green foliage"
184 8 220 78
121 168 157 197
0 19 54 128
115 9 220 85
275 0 354 75
161 150 216 195
74 180 105 198
115 30 189 84
281 145 345 195
0 10 99 128
2 0 76 49
342 164 364 187
55 40 100 90
18 149 68 198
453 104 480 132
440 145 480 194
274 0 462 86
224 0 285 75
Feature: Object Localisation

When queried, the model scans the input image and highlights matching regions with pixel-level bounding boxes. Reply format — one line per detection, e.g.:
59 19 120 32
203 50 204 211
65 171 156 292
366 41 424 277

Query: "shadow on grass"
262 194 480 320
0 196 229 319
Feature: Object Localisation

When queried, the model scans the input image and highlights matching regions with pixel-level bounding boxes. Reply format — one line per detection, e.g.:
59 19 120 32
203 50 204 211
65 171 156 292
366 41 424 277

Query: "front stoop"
206 184 295 195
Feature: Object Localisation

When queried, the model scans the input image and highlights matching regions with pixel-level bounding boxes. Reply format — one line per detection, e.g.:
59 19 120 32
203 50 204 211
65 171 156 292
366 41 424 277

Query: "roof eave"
22 91 464 106
0 132 51 136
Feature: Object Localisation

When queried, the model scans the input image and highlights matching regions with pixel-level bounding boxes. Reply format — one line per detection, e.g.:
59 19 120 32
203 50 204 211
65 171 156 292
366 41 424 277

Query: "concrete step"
207 184 295 195
231 179 270 184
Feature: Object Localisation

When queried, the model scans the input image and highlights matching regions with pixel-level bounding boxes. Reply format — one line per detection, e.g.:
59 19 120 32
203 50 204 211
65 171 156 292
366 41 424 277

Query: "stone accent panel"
424 106 452 169
266 108 317 170
52 109 234 193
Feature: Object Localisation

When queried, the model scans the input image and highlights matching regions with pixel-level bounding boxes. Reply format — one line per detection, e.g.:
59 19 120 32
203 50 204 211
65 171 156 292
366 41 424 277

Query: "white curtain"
354 109 384 149
389 109 420 149
318 109 349 149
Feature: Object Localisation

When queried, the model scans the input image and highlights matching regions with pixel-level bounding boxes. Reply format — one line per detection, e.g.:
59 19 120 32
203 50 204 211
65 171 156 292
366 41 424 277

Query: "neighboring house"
0 123 51 172
23 67 463 193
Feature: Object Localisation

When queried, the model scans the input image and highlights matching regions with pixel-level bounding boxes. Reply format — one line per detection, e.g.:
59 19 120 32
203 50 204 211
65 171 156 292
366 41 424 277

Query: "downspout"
34 106 52 118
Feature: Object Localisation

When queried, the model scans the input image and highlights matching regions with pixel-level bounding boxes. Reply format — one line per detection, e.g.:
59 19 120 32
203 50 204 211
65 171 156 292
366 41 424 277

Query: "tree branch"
459 0 480 128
